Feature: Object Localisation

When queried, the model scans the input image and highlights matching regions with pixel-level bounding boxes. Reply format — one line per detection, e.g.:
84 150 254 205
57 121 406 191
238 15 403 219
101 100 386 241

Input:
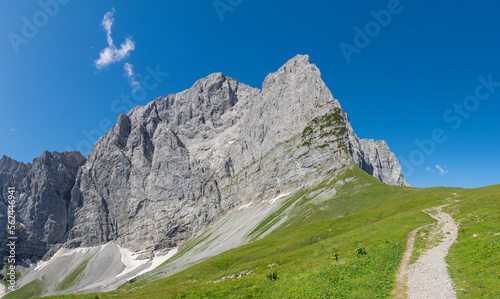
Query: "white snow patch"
238 202 252 210
228 140 234 144
135 248 178 277
111 246 178 279
34 260 49 272
115 247 178 279
115 246 149 278
269 193 290 204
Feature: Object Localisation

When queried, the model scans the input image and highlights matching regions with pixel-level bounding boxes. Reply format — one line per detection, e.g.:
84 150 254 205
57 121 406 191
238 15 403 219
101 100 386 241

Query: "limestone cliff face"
0 151 85 263
1 55 410 263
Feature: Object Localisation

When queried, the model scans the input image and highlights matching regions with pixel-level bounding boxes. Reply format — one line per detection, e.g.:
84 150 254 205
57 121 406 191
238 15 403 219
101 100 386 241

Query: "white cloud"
426 165 448 175
94 9 135 70
9 128 16 132
435 165 448 175
124 63 140 91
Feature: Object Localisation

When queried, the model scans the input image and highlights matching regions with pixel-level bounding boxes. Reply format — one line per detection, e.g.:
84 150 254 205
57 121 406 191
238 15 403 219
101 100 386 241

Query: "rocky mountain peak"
1 55 410 267
262 54 321 90
278 54 316 73
192 72 227 90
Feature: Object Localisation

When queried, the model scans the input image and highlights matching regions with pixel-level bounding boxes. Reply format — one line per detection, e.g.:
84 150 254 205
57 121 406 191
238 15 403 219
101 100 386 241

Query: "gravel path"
406 205 458 299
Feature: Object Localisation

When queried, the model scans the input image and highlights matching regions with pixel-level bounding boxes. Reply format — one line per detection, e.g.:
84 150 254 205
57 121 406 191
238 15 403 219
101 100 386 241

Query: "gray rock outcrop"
0 151 85 264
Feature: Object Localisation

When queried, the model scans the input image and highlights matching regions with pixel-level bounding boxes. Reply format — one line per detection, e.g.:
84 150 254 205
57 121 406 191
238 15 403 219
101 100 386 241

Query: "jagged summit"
1 55 410 288
194 71 226 85
278 54 314 70
275 54 318 74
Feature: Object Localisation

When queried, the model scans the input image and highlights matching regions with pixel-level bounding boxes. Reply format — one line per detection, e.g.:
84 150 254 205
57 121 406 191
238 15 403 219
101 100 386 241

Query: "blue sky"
1 0 499 188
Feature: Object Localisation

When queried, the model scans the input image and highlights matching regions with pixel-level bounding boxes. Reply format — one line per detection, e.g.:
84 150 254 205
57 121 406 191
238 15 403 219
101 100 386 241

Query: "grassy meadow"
6 166 499 298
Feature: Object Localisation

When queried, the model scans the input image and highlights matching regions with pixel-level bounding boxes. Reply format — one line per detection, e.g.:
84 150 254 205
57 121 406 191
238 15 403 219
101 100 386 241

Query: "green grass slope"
4 279 43 299
445 185 500 298
54 259 90 291
15 165 499 298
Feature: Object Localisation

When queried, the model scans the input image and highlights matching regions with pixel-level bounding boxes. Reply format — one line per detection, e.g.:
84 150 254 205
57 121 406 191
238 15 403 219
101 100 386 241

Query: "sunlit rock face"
1 55 409 264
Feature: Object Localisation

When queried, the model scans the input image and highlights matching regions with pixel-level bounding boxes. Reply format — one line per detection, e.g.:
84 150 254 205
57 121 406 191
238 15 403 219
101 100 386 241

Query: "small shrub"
334 252 340 261
266 271 278 281
332 252 339 261
356 244 367 255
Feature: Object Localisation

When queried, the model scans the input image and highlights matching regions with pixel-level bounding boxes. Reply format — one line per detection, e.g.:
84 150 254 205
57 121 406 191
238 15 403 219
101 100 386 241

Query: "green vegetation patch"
4 278 43 299
55 259 90 291
301 108 347 149
410 223 437 264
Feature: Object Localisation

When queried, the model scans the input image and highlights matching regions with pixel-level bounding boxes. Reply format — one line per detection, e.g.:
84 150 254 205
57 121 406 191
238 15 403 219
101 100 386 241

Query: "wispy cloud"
426 165 448 175
435 165 448 175
124 62 140 91
94 9 135 70
9 128 16 132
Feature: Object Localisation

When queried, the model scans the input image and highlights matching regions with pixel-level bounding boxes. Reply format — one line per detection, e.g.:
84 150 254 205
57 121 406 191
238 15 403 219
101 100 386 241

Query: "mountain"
0 152 85 263
65 54 408 253
0 55 410 295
